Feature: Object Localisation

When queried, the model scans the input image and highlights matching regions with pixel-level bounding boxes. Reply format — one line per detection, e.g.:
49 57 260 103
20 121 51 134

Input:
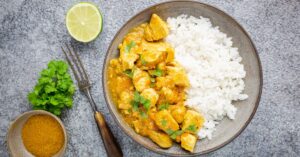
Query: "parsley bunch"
28 60 75 116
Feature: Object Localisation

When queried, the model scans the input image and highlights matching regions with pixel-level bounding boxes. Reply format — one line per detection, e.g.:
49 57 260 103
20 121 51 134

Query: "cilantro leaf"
133 91 140 102
166 129 174 135
131 91 151 111
130 100 139 111
125 41 136 53
139 111 148 119
151 68 163 77
141 58 147 65
143 99 151 111
170 130 184 140
158 103 169 111
186 124 197 133
123 69 134 78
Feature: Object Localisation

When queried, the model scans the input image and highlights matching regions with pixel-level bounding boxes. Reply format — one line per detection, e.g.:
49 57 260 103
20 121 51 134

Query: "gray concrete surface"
0 0 299 156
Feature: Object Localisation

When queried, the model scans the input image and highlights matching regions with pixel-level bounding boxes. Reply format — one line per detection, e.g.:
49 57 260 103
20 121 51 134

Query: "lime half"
66 2 103 42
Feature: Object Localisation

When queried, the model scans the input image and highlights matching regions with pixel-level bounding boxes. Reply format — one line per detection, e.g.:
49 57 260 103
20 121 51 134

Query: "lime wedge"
66 2 103 42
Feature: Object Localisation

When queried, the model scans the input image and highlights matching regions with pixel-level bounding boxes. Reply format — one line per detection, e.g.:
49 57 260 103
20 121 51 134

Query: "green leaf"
131 100 139 111
170 130 184 140
38 77 52 85
143 99 151 111
125 41 136 53
56 61 68 75
45 85 57 93
50 98 59 106
186 124 197 133
152 68 163 77
161 119 167 127
133 91 140 102
158 103 169 111
123 69 134 78
141 57 147 65
166 129 174 135
139 111 148 119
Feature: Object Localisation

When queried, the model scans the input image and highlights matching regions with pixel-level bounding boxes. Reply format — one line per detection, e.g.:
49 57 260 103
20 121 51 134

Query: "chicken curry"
108 14 204 152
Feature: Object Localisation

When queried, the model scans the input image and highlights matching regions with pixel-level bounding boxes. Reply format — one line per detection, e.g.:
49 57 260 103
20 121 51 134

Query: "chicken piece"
156 76 175 89
182 110 205 134
112 76 133 94
133 119 157 136
160 87 179 104
139 41 173 68
149 131 173 148
144 14 169 41
117 91 133 110
119 41 139 70
170 103 187 124
140 88 159 108
181 133 197 152
153 110 179 133
132 120 148 136
165 46 175 63
166 62 189 87
133 68 151 92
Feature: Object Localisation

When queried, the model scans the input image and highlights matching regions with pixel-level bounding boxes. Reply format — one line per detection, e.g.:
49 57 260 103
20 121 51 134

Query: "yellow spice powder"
21 114 64 157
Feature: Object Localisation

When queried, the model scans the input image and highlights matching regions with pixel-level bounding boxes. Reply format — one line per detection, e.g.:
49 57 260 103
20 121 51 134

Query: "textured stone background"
0 0 299 156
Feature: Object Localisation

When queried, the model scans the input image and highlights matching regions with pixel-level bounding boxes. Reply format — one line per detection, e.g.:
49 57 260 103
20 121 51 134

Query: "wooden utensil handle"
94 111 123 157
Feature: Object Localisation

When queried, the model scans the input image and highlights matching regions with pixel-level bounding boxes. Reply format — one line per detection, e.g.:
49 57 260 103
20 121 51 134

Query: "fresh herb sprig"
151 68 163 77
165 124 198 140
130 91 151 118
28 60 75 116
158 102 169 111
123 69 134 78
125 41 136 53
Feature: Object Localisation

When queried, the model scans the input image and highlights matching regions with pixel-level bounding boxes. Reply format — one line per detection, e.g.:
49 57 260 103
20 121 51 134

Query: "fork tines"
61 43 90 85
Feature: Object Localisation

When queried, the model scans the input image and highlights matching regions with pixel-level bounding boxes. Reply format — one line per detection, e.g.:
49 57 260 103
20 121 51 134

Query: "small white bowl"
6 110 67 157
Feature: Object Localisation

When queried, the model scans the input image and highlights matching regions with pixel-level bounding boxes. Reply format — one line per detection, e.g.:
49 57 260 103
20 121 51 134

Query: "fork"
61 44 123 157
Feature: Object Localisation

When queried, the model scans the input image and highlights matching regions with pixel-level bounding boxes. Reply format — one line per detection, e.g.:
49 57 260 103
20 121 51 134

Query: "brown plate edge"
101 0 263 156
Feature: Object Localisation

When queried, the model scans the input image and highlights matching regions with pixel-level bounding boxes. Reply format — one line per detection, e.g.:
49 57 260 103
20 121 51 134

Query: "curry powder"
21 115 64 157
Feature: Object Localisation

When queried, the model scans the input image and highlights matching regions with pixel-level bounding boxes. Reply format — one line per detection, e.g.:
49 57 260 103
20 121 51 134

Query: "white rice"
166 15 248 139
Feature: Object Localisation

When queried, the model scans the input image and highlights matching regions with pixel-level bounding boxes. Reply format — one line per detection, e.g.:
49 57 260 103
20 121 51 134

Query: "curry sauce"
108 14 204 152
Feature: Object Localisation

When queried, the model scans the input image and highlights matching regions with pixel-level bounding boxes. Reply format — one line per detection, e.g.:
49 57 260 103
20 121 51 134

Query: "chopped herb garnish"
123 69 133 78
133 91 140 102
186 124 197 133
125 41 136 53
141 57 147 65
131 91 151 111
151 68 163 77
130 100 139 111
170 130 184 140
166 129 174 135
158 103 169 111
165 129 184 140
161 119 167 127
139 111 148 119
143 99 151 110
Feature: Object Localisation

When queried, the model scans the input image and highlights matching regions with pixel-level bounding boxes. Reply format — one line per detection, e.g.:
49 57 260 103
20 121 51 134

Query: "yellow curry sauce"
22 115 64 157
108 14 204 152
